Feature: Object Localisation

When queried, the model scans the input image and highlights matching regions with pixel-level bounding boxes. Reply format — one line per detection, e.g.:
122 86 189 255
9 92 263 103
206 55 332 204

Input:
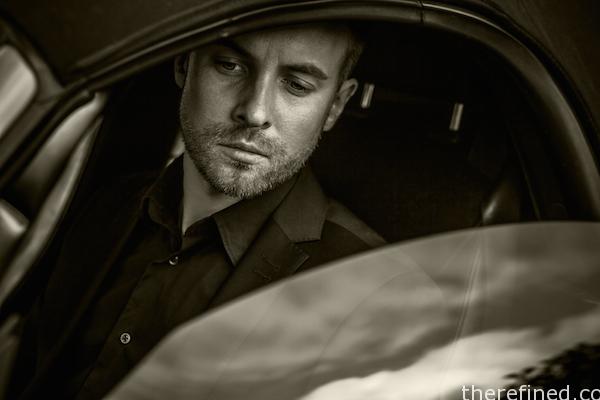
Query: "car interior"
0 21 579 308
0 15 597 398
312 23 574 242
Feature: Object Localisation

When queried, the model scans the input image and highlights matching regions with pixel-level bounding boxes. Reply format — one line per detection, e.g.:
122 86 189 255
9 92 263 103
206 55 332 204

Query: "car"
0 0 599 398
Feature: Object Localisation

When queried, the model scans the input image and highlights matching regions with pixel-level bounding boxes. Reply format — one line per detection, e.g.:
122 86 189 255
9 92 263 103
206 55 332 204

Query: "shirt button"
168 255 179 266
120 332 131 345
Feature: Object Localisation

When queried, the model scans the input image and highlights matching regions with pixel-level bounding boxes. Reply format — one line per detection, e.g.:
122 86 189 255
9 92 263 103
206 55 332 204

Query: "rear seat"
311 28 532 242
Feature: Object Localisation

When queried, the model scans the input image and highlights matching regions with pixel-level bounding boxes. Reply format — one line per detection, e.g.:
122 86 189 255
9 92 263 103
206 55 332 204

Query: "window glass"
0 45 37 139
110 223 600 400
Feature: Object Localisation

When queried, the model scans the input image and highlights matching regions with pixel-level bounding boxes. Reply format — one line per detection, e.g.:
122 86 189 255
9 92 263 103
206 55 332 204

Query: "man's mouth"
222 141 268 156
218 141 269 164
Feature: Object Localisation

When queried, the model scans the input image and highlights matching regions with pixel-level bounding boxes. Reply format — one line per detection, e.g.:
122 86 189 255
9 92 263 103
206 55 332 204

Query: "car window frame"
3 2 598 215
61 2 600 219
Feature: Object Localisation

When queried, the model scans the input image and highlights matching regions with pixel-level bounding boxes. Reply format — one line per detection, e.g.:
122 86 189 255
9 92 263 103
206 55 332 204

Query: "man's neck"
181 152 240 234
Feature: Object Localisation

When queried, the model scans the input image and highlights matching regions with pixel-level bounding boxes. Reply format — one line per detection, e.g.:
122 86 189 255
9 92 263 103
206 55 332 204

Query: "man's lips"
219 142 269 158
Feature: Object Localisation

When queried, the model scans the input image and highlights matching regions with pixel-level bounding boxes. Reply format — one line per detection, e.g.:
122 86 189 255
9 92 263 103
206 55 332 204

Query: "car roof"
1 0 598 134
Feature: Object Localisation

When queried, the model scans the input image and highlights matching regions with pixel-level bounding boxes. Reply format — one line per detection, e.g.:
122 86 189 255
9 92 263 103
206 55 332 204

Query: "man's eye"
215 60 244 75
283 78 312 96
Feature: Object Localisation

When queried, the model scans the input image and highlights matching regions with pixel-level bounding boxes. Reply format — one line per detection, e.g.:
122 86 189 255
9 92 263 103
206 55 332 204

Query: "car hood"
106 221 600 399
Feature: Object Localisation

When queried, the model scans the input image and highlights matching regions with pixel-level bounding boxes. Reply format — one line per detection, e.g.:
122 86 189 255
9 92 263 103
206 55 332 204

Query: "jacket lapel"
209 168 329 309
208 221 308 308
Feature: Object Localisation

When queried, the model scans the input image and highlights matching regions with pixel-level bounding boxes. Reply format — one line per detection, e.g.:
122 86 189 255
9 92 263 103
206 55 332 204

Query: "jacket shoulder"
296 199 386 271
325 199 387 248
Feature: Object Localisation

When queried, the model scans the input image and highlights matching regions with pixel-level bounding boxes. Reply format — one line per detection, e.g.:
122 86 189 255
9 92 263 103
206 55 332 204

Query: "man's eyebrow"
213 39 329 80
214 39 252 58
285 63 329 81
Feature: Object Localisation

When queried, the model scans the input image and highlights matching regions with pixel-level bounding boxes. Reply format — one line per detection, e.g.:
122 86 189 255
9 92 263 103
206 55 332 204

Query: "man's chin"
204 165 278 199
187 149 302 199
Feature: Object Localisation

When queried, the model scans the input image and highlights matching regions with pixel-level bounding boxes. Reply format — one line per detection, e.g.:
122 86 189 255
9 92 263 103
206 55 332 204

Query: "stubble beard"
180 103 320 199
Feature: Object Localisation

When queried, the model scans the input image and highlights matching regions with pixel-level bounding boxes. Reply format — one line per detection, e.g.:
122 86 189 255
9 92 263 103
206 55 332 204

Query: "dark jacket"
13 166 385 399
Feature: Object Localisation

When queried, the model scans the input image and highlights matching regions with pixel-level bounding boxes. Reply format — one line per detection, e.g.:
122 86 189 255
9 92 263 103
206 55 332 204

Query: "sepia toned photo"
0 1 599 399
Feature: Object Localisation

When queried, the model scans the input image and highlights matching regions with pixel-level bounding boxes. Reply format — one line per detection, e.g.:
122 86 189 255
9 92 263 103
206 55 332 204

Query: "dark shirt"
59 157 296 399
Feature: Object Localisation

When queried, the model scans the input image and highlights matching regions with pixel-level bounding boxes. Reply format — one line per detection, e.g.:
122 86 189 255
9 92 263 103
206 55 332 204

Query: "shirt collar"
143 155 297 265
144 157 183 239
212 176 296 265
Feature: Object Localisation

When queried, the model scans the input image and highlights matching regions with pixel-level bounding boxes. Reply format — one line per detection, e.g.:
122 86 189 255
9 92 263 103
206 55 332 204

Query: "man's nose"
232 76 272 129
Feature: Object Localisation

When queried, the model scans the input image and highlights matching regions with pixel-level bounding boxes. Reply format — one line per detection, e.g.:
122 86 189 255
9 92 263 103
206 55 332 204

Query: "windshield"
107 222 600 400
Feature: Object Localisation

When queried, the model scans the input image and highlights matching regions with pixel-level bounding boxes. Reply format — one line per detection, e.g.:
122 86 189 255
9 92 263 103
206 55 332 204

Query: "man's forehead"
220 24 349 70
235 23 350 47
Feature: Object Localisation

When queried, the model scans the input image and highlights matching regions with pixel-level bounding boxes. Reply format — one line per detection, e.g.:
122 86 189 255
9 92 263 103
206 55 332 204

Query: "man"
10 22 384 399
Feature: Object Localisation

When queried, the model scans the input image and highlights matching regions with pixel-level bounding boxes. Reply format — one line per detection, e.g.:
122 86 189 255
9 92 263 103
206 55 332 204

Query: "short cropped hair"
338 23 365 83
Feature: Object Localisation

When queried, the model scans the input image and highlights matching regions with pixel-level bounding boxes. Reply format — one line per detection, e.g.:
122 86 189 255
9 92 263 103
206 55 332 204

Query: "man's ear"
323 78 359 132
174 53 190 88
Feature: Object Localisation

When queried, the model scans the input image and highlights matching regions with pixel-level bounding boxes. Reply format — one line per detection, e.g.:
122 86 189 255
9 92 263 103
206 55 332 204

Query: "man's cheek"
297 96 333 123
209 87 241 118
290 109 327 134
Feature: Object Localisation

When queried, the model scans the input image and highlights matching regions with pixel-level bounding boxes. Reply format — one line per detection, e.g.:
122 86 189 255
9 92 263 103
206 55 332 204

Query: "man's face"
176 24 358 198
